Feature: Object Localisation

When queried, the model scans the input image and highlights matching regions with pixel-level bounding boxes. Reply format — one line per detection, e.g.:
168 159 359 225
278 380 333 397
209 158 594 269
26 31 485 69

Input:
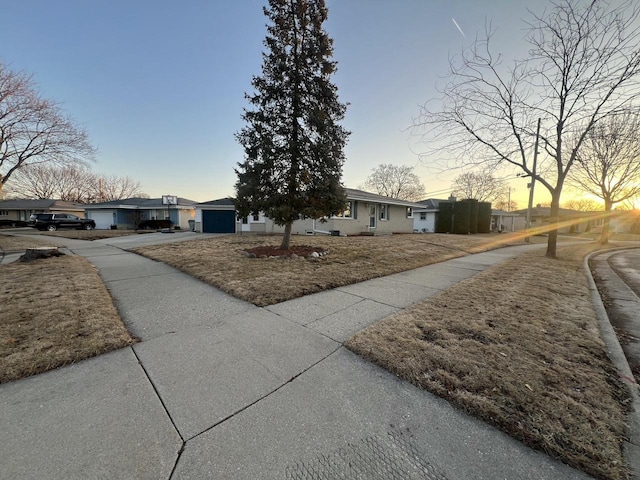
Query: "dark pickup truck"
28 213 96 231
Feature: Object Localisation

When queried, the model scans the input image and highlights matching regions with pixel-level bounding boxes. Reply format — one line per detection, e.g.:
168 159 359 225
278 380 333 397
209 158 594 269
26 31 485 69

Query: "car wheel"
47 224 57 231
84 223 94 230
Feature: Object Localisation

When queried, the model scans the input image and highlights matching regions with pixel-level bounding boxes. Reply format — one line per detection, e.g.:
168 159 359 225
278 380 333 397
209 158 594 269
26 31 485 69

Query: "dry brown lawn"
0 234 53 252
133 233 547 306
0 249 136 384
346 242 630 480
26 229 151 241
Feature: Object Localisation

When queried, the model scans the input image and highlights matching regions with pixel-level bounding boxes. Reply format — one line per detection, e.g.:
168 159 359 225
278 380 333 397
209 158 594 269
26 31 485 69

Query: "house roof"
414 198 447 211
204 189 425 210
512 206 600 217
84 197 197 209
492 209 522 217
344 188 423 208
197 197 235 206
0 198 85 211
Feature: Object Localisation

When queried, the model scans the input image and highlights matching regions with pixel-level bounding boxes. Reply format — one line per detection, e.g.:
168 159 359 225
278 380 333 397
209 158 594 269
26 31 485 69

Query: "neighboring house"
413 199 445 233
491 210 526 232
512 205 603 234
195 189 422 235
610 210 640 234
84 197 196 230
0 199 86 224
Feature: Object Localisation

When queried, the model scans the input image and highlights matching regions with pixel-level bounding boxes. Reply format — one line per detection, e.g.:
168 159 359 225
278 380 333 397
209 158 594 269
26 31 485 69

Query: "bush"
0 220 28 228
137 219 172 230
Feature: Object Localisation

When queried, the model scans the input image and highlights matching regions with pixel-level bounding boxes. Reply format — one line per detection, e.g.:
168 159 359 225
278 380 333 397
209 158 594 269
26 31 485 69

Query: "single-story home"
413 198 445 233
491 210 526 232
610 210 640 234
194 188 423 235
512 206 603 234
84 197 196 230
0 199 86 225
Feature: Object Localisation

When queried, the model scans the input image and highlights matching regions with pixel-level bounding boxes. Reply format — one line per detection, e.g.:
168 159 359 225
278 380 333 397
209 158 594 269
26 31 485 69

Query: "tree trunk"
546 193 561 258
281 222 292 250
600 199 613 244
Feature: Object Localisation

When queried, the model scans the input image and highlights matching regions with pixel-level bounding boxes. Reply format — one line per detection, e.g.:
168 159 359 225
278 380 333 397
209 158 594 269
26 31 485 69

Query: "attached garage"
87 210 116 229
202 210 235 233
195 198 238 234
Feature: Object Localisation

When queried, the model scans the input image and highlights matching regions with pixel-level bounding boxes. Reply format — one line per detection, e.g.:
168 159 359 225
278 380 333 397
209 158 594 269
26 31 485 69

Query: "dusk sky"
2 0 545 206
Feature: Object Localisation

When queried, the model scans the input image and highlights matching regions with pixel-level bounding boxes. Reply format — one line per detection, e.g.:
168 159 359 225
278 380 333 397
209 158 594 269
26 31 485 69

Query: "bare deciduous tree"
0 61 95 194
96 174 146 202
450 171 506 202
6 164 145 202
494 198 518 212
415 0 640 257
562 198 601 212
362 164 426 201
569 112 640 243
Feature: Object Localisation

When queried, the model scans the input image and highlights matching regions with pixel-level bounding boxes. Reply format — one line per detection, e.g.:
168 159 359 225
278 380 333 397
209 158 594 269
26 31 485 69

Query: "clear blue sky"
2 0 538 204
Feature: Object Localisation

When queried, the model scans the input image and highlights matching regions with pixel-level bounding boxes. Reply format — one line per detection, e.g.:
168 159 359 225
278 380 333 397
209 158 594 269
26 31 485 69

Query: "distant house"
610 210 640 234
413 199 445 233
0 199 85 225
195 189 422 235
84 197 196 230
491 210 525 232
512 206 603 234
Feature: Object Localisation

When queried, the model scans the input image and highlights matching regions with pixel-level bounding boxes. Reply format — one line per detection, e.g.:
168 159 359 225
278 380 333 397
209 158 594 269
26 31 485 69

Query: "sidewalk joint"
185 345 343 443
130 346 185 444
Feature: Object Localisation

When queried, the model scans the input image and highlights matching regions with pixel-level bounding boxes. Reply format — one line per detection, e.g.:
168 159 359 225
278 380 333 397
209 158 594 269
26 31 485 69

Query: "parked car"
28 213 96 231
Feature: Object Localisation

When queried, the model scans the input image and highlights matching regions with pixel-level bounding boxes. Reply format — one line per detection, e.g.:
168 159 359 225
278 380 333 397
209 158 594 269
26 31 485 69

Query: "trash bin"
188 220 195 232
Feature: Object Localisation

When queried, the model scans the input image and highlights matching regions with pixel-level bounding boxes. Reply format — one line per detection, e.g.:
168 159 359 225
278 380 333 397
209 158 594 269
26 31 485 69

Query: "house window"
420 212 426 220
242 217 248 224
379 204 388 221
252 213 260 222
0 210 8 216
406 207 413 218
334 201 353 218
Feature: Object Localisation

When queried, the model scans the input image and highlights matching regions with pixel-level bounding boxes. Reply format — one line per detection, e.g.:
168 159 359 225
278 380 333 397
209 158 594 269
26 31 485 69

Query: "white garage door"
88 210 115 229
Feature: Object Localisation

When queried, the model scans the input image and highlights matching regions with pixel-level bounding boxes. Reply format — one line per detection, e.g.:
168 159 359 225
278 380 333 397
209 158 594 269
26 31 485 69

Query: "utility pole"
525 118 541 243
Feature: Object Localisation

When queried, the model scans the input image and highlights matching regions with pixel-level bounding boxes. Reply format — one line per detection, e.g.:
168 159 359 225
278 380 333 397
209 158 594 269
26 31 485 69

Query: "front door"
369 205 376 229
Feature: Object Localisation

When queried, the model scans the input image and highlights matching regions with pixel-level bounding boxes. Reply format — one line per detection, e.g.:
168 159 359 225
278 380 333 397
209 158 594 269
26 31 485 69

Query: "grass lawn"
24 229 154 241
0 234 136 384
346 242 630 480
132 232 548 306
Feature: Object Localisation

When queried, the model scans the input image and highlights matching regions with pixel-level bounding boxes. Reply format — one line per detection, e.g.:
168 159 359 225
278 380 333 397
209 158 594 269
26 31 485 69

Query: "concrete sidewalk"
1 238 592 479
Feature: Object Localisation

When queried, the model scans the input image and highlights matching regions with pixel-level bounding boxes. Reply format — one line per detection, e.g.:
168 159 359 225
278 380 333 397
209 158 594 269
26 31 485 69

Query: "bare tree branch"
415 0 640 257
6 164 146 202
568 111 640 242
0 61 95 194
451 171 507 202
362 163 426 201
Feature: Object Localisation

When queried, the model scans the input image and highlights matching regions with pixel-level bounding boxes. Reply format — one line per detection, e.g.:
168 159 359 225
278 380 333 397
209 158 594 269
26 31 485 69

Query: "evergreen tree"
235 0 349 250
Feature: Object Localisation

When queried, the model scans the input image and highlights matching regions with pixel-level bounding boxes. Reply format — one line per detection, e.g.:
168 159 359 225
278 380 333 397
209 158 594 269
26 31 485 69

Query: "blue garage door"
202 210 235 233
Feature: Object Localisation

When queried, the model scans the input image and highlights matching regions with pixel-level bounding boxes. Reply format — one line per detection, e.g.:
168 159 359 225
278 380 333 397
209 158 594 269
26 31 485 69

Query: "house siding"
262 202 415 235
413 211 437 233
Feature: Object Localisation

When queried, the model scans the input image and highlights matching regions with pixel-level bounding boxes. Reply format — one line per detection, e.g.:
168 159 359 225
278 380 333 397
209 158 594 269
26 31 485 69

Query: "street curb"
584 248 640 478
